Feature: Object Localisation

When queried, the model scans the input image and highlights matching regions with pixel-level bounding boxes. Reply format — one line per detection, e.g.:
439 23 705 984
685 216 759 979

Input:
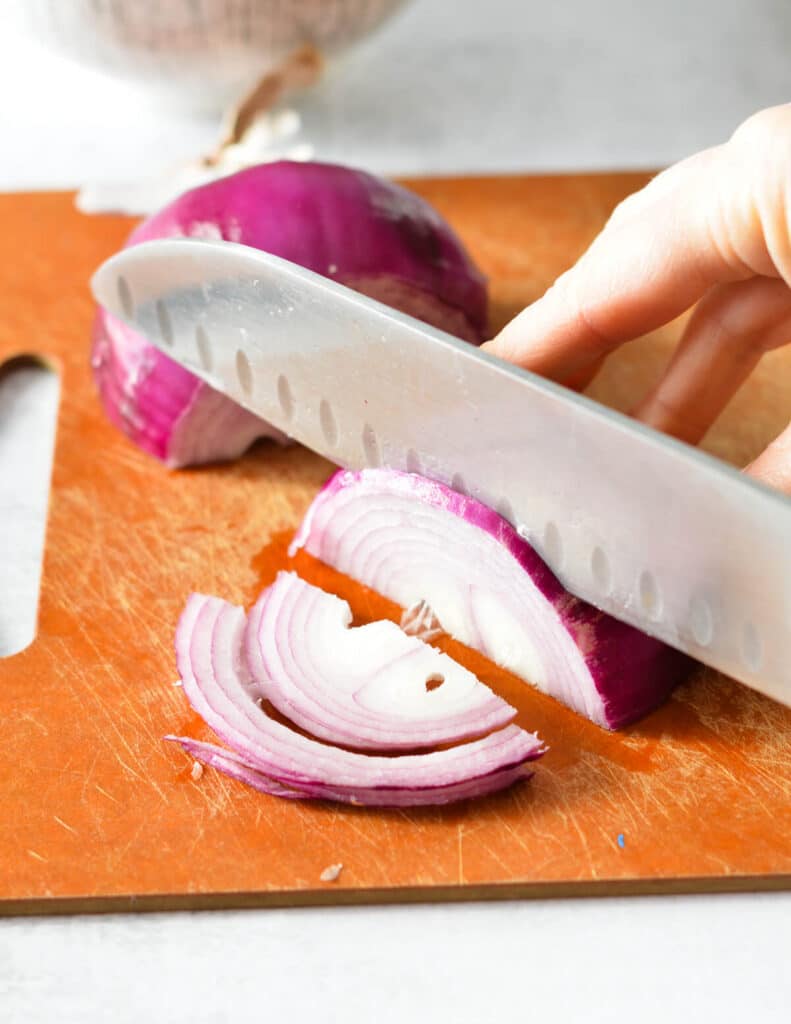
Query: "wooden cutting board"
1 174 790 916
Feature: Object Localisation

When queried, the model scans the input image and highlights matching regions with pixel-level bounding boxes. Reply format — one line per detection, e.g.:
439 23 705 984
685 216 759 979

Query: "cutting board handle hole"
0 357 59 658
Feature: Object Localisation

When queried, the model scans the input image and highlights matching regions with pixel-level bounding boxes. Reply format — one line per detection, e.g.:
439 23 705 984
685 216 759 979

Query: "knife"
91 238 791 708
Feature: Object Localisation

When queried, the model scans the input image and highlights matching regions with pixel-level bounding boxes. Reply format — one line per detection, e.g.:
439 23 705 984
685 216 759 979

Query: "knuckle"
730 104 791 153
708 107 791 278
605 191 643 229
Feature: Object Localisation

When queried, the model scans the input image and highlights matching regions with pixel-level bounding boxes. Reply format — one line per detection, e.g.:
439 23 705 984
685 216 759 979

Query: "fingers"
633 277 791 444
484 146 745 379
603 147 719 230
746 421 791 495
484 104 791 381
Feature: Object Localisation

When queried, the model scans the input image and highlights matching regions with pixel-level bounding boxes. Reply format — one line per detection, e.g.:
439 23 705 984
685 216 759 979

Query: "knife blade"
91 238 791 707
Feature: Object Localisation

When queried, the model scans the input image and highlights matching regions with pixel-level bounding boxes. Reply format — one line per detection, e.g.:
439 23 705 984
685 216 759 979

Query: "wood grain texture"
1 176 789 915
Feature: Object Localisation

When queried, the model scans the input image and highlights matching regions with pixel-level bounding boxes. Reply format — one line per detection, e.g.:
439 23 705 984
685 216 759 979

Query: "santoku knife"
91 238 791 708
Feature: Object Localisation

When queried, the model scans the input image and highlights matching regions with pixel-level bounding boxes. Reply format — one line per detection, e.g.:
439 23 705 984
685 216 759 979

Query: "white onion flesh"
245 571 516 750
167 589 545 807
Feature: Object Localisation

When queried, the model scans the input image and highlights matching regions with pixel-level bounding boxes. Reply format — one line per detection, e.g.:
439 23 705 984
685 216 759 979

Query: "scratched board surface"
1 176 789 915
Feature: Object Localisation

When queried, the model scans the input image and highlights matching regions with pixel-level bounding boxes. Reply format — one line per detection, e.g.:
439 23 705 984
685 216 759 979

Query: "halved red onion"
167 592 544 807
92 160 488 467
290 469 693 730
244 571 515 750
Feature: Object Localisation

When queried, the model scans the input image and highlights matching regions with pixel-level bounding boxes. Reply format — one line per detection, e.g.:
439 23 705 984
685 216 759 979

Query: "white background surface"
1 0 791 189
1 1 790 1020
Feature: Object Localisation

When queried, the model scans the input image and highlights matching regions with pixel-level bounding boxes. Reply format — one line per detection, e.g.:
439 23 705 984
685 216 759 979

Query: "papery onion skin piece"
400 599 444 642
290 469 694 730
169 592 543 807
92 160 488 467
244 571 516 751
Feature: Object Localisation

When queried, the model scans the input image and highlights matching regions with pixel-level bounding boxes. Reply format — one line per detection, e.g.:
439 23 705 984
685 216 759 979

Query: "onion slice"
290 469 693 729
167 592 544 807
244 571 516 750
166 736 312 800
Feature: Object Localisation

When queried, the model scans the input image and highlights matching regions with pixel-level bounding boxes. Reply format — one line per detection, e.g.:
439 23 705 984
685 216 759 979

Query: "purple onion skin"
292 470 695 730
92 312 195 463
92 161 488 467
164 736 313 800
167 734 536 808
130 162 488 340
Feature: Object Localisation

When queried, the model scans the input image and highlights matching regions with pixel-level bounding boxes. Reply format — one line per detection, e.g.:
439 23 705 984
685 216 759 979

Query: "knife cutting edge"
91 237 791 708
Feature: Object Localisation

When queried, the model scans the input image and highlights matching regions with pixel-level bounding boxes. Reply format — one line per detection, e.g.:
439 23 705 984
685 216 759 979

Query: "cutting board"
1 174 790 915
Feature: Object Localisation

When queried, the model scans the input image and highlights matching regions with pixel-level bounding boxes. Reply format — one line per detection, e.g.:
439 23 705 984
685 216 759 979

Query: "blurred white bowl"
9 0 410 110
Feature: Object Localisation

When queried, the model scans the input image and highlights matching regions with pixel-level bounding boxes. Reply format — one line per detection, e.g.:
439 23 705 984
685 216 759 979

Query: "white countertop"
2 0 791 190
1 1 790 1020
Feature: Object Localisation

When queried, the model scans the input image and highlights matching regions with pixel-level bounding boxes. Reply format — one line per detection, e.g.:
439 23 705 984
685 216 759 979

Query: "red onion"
167 591 544 807
244 570 516 750
290 469 693 729
92 160 488 467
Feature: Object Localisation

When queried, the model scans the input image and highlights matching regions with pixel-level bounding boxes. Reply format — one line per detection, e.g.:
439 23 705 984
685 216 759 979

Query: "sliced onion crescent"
244 571 516 750
168 592 544 807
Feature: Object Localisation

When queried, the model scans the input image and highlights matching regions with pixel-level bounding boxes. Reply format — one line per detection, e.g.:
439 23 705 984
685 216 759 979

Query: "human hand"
484 105 791 493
